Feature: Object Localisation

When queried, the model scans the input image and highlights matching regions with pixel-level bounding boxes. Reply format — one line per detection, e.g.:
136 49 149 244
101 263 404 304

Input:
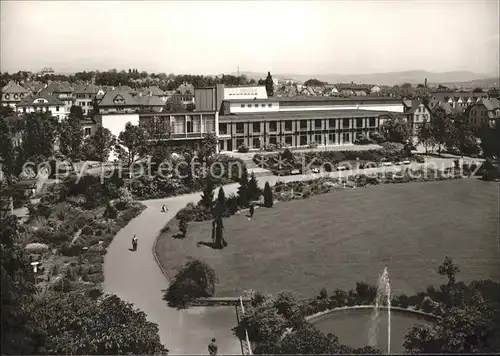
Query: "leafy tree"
200 175 214 208
479 125 500 159
117 122 148 166
31 293 168 354
81 126 115 162
417 119 434 154
69 105 84 119
103 202 118 219
198 132 218 163
0 118 16 180
58 114 83 160
431 107 453 155
265 71 274 97
1 216 41 354
247 172 261 201
404 293 499 353
380 115 411 144
163 102 187 113
303 79 326 86
237 166 249 207
20 112 59 166
164 259 216 308
263 181 273 208
453 115 479 156
438 256 460 286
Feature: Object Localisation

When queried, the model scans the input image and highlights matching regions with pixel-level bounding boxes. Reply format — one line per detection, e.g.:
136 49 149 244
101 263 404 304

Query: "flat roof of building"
220 109 396 121
223 96 403 105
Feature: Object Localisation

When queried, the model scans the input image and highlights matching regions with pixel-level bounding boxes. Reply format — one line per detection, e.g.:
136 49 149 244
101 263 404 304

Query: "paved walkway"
102 158 457 354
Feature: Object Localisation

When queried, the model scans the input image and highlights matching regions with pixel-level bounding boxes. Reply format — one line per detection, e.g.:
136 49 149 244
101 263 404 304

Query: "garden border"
305 305 441 323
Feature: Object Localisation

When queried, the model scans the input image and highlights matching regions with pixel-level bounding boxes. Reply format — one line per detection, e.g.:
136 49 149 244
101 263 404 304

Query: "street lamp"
324 134 328 151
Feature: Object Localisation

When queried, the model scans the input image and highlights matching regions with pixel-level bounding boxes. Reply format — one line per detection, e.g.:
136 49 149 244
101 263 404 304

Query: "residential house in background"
136 95 165 112
403 99 432 134
370 85 381 94
177 82 195 95
97 88 139 114
73 84 99 116
1 81 30 107
16 92 68 120
468 98 500 130
141 86 168 102
41 82 74 112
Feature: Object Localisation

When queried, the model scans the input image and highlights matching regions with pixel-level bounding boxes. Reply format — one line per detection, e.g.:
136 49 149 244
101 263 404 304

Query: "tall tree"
117 122 148 166
247 172 261 201
237 166 249 207
200 175 214 208
21 112 59 166
265 71 274 97
453 115 479 156
0 118 16 180
431 107 452 155
198 133 218 164
380 115 411 144
32 294 169 355
263 181 273 208
1 216 41 354
58 113 83 160
417 118 434 154
81 126 115 162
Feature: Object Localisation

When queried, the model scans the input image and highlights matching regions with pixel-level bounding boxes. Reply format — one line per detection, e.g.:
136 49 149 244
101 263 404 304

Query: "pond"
310 307 435 353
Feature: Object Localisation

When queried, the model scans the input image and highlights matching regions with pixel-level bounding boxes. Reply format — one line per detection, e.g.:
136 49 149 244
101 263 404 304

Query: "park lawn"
155 179 499 299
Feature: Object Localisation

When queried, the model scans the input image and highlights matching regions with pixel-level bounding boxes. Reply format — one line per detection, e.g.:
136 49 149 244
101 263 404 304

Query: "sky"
1 0 499 76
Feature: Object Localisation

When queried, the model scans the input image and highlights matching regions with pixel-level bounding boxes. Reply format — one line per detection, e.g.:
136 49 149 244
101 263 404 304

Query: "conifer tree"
263 181 273 208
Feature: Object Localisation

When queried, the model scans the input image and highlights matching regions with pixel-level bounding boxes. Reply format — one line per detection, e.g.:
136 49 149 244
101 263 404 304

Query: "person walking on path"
249 204 255 218
132 235 138 251
161 204 168 213
208 337 218 355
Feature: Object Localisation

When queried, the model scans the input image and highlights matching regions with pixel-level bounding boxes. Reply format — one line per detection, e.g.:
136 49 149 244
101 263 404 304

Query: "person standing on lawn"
249 203 255 218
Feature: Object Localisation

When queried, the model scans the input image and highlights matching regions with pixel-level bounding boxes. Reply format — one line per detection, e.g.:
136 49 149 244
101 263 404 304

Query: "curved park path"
103 158 457 354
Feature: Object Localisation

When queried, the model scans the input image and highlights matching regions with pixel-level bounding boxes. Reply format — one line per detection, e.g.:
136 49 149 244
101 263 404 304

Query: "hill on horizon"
233 70 498 86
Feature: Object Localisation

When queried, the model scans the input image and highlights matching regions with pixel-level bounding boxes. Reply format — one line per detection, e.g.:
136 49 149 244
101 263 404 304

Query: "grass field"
155 179 499 299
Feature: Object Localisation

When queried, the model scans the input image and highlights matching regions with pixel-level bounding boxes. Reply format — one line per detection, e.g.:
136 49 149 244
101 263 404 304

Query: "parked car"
291 169 301 175
382 161 393 166
403 160 411 165
311 167 320 173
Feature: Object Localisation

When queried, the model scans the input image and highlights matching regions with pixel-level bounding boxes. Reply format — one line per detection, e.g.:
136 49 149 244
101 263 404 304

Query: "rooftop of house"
219 109 394 121
479 98 500 111
177 83 195 95
98 89 138 106
17 92 66 106
136 95 164 106
143 86 166 96
44 81 73 93
2 80 30 94
73 83 99 94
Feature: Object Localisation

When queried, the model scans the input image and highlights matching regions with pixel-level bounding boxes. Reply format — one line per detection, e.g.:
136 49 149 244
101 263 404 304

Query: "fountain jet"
368 266 391 354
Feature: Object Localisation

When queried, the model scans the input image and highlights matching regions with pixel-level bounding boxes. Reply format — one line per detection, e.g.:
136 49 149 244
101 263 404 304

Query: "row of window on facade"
4 93 25 100
228 93 258 96
219 117 377 134
241 103 273 108
21 106 60 113
230 131 374 148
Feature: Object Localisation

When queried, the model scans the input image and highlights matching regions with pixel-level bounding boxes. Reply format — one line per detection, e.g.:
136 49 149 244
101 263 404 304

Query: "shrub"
114 200 129 211
164 259 217 308
103 203 117 219
81 225 93 236
226 194 239 215
176 202 195 222
178 218 188 237
263 182 273 208
237 143 249 153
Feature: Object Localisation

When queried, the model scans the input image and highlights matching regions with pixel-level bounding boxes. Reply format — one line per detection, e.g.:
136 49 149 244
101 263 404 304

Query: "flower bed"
130 155 246 200
23 185 146 296
254 143 417 174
